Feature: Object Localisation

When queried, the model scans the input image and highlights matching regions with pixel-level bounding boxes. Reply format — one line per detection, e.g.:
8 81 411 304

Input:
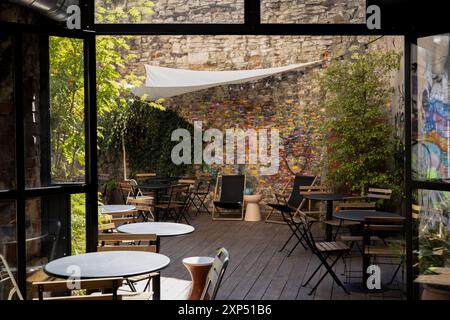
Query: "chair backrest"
0 254 24 300
287 175 316 208
195 177 212 193
217 175 245 203
200 248 230 300
136 173 157 181
363 216 405 242
336 201 376 211
33 278 123 301
119 180 135 203
97 233 157 252
367 188 393 200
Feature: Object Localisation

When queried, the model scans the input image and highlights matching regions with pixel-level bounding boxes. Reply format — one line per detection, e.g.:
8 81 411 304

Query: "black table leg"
326 200 333 241
153 273 161 300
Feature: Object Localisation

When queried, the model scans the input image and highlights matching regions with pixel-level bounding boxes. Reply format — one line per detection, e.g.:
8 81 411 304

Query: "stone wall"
261 0 366 24
102 35 372 193
96 0 365 24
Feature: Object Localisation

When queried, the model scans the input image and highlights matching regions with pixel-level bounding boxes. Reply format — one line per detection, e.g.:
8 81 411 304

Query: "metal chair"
200 248 230 300
298 211 350 295
267 175 317 255
362 216 406 287
97 233 159 294
0 254 24 300
155 184 191 224
189 177 213 216
212 175 246 221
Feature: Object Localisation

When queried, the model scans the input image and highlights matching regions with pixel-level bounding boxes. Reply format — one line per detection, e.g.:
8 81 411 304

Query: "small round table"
303 193 356 241
244 194 263 222
44 251 170 300
182 256 214 300
333 210 404 291
117 222 195 251
117 222 195 237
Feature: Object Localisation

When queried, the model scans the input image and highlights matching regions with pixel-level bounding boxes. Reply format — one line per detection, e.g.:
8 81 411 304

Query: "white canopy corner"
131 60 323 101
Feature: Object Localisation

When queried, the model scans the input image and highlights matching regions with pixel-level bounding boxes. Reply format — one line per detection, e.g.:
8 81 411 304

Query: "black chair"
212 175 246 221
155 184 191 224
362 216 406 287
299 211 350 295
189 178 213 216
201 248 230 300
267 175 317 256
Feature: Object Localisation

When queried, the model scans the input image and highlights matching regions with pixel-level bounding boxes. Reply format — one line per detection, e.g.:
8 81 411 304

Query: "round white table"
117 222 195 237
45 251 169 278
44 251 170 300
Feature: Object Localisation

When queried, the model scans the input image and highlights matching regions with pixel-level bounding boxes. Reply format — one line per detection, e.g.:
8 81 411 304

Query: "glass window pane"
0 200 18 300
0 33 16 190
413 34 450 182
413 189 450 299
48 37 86 184
261 0 365 24
25 194 80 299
95 0 244 24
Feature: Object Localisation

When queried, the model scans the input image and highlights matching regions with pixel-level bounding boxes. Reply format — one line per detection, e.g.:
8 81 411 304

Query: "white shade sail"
132 60 323 100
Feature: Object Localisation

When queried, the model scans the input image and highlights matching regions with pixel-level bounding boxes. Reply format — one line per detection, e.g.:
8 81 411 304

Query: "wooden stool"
182 256 214 300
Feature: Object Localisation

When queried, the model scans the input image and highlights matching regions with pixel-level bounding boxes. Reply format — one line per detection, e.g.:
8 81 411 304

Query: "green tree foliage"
49 2 158 252
317 51 403 196
103 99 194 178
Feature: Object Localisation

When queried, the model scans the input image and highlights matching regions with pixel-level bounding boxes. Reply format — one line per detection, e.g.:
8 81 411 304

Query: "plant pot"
421 285 450 300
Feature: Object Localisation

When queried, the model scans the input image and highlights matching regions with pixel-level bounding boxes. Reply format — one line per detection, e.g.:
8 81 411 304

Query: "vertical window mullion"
13 31 27 296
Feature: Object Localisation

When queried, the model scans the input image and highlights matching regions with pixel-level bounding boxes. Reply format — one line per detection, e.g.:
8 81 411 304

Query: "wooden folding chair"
298 210 350 295
33 278 123 300
97 233 159 294
212 175 246 221
200 248 230 300
362 216 406 286
266 175 319 224
0 254 24 300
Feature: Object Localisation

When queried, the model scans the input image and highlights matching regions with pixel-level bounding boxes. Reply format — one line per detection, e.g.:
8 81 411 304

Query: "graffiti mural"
414 36 450 181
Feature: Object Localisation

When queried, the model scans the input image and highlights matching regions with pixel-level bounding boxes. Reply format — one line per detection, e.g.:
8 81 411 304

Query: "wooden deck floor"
158 213 405 300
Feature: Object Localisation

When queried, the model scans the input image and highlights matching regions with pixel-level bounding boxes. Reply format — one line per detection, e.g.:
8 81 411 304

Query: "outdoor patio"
158 213 404 300
1 0 450 303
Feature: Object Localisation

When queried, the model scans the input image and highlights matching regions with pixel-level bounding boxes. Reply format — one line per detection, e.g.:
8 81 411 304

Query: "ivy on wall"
102 99 194 178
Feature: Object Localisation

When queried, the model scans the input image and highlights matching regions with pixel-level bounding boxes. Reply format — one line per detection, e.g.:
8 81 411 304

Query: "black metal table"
117 222 195 251
303 193 356 241
138 184 171 221
44 251 170 300
333 210 404 292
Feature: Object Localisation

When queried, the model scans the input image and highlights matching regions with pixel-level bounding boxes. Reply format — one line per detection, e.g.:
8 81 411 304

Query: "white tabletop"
117 222 195 237
98 205 135 214
44 251 170 279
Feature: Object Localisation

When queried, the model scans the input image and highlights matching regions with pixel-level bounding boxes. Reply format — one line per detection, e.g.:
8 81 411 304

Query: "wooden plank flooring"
158 213 404 300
